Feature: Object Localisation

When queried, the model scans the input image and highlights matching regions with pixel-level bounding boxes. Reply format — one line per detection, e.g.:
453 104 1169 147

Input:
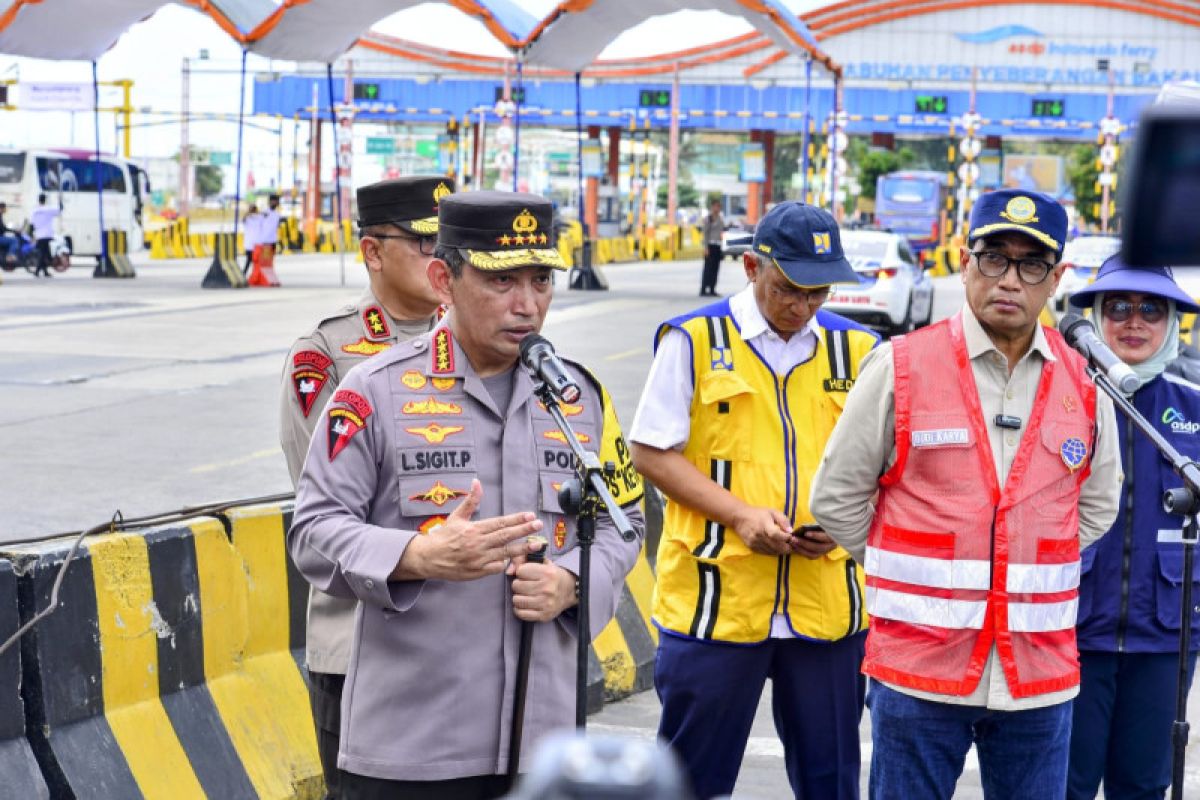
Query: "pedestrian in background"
0 201 19 266
29 193 60 278
279 176 452 798
811 189 1122 799
242 202 261 275
631 201 877 799
699 197 723 297
1066 256 1200 800
262 192 282 253
289 190 644 799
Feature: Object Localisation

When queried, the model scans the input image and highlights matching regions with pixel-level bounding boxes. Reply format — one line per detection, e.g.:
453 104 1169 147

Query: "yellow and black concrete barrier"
95 230 136 279
202 232 248 289
0 497 660 797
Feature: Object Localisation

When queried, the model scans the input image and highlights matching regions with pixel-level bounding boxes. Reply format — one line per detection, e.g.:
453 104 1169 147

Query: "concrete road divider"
203 233 248 289
0 560 49 799
95 230 136 278
0 496 659 795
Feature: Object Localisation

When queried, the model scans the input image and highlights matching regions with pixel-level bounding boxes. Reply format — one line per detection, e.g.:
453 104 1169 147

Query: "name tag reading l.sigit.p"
911 428 970 448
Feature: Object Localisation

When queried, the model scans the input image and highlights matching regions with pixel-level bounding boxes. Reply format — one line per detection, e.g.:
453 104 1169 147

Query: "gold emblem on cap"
1001 196 1038 224
513 210 539 234
433 182 451 204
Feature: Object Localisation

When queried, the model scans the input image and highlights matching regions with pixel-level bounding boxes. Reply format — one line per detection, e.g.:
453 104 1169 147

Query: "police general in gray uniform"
289 191 645 800
279 175 452 796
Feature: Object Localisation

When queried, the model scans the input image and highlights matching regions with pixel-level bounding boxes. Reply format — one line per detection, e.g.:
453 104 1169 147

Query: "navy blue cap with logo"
750 201 860 287
967 188 1068 257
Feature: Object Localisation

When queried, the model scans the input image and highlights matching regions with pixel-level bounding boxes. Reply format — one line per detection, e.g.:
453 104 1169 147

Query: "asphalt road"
2 252 1197 797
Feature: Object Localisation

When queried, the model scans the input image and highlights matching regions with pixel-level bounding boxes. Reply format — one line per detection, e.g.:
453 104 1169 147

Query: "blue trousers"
1069 650 1197 800
654 631 866 800
866 680 1072 800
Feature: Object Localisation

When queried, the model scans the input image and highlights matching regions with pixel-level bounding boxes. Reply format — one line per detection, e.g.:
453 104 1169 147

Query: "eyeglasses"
971 250 1055 285
1102 298 1168 323
366 232 437 256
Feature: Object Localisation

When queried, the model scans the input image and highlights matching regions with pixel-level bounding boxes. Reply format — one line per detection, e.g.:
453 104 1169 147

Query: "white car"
1054 235 1122 312
824 230 935 335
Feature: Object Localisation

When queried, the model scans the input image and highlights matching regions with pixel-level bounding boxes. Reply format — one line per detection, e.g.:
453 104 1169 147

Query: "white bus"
0 148 149 257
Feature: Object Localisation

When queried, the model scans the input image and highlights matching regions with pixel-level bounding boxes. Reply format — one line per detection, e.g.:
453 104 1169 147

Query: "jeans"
0 234 17 261
866 680 1072 800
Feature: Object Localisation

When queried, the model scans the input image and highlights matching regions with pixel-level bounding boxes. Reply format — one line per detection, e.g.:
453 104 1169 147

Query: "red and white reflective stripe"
1008 598 1078 632
1006 562 1080 594
867 547 1080 594
865 586 987 629
865 546 990 590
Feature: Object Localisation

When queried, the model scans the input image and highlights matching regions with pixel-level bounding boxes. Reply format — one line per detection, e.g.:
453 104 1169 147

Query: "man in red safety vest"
811 188 1122 799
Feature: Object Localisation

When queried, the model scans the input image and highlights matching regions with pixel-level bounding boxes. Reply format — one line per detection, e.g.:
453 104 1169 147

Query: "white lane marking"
190 448 278 474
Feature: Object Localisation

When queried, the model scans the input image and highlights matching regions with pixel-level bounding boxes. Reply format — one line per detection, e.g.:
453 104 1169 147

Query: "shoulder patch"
432 328 455 374
362 306 392 341
292 349 333 417
327 390 373 461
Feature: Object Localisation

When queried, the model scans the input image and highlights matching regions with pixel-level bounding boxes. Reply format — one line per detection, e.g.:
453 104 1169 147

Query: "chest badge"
342 338 392 357
554 519 567 549
402 370 427 390
432 377 456 392
405 423 465 444
1062 395 1077 414
409 480 468 507
1060 437 1089 472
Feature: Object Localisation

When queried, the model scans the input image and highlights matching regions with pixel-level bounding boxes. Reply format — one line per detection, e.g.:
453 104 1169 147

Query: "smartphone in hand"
795 524 824 540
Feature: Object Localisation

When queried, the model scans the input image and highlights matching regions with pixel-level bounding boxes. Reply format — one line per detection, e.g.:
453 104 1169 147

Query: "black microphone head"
518 333 550 364
1058 312 1094 343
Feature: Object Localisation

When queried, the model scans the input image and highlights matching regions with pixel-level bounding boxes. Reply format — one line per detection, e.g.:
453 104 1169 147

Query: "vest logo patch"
710 347 732 371
911 428 970 448
823 377 854 392
1060 437 1089 472
1163 406 1200 434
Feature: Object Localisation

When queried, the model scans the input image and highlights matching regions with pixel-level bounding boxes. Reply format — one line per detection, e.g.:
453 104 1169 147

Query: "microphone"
1058 313 1141 394
519 334 582 403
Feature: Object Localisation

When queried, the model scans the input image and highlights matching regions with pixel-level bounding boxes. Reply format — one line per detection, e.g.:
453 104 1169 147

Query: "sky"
0 1 829 190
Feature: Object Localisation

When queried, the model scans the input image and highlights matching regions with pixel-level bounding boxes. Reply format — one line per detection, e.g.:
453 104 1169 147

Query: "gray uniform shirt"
810 306 1121 710
289 324 645 780
280 288 437 674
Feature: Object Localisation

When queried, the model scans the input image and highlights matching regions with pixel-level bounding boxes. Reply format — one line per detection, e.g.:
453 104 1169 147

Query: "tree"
854 144 916 201
1066 143 1101 227
195 164 223 200
657 181 699 209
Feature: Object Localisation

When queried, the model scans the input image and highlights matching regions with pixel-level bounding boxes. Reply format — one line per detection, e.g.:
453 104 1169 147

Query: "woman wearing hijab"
1067 255 1200 799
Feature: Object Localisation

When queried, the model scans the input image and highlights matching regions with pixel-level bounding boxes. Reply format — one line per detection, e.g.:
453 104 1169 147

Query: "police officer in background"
630 201 878 799
811 189 1122 799
280 175 452 797
289 190 645 800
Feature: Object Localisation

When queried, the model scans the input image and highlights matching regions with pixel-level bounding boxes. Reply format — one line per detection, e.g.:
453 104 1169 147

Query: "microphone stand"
531 382 636 728
1087 366 1200 800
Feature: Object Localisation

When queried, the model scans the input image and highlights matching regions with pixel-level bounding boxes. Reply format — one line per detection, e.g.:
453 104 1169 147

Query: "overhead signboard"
1031 99 1065 117
827 7 1198 89
19 82 93 111
581 139 603 177
365 137 396 155
915 94 948 114
354 83 381 102
494 86 526 104
209 152 233 166
639 89 671 108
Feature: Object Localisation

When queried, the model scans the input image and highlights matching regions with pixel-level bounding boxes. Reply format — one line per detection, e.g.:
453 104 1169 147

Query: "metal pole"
575 73 586 238
93 61 107 270
326 63 346 287
513 53 523 192
232 48 247 250
180 57 190 216
801 57 812 202
667 64 680 228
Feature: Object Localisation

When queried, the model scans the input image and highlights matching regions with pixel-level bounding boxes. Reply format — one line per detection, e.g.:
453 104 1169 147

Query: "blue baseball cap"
1068 254 1200 313
751 202 860 287
968 189 1068 257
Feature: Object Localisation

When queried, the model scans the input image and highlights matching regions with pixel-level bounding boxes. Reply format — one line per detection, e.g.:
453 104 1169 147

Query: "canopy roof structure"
0 0 839 78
